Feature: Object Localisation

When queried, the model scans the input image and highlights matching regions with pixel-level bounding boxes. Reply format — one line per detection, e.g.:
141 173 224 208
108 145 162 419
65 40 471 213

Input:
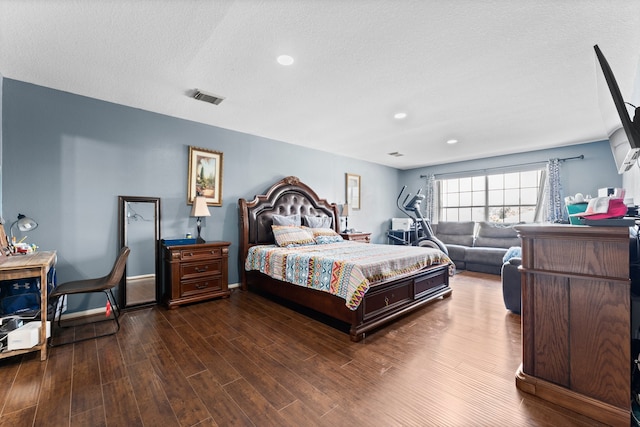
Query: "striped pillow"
272 226 315 247
307 227 344 244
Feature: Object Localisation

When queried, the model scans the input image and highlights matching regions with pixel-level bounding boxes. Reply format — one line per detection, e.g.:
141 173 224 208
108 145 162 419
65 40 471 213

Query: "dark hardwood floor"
0 271 608 427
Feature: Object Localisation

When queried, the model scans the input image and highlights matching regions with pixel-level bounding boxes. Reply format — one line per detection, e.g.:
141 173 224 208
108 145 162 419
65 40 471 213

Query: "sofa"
432 221 522 275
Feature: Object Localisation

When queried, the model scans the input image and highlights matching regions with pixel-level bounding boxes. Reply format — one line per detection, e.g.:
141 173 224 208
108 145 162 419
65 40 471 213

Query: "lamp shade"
16 214 38 231
190 196 211 218
10 213 38 241
342 203 350 216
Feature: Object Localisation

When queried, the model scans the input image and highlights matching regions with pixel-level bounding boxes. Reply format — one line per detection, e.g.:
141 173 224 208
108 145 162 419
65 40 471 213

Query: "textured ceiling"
1 1 640 169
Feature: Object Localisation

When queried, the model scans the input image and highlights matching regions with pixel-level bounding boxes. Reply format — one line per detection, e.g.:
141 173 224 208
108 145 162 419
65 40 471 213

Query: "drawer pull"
384 296 389 306
194 266 209 273
196 283 208 289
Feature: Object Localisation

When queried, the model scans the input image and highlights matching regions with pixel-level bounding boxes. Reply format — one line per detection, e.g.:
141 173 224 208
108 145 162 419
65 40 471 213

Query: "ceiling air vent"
193 89 225 105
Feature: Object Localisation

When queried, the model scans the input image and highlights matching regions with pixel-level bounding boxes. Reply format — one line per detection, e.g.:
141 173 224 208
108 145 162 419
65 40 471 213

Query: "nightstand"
162 241 230 309
340 232 371 243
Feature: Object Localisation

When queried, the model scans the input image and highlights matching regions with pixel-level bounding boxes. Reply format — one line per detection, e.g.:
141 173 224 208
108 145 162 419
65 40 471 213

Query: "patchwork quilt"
245 242 451 310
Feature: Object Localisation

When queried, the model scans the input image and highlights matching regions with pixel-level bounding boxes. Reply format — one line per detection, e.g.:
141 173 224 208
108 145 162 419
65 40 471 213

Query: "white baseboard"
126 273 155 281
60 307 106 321
59 281 241 320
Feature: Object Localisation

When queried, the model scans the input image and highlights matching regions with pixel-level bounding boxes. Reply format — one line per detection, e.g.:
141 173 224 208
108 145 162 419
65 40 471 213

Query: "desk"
0 251 56 361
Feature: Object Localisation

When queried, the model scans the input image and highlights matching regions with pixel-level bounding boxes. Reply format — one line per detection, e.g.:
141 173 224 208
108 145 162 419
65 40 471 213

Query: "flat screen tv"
594 44 640 174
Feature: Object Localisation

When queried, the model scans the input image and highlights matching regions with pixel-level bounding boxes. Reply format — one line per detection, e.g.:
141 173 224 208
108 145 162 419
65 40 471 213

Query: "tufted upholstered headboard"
238 176 340 273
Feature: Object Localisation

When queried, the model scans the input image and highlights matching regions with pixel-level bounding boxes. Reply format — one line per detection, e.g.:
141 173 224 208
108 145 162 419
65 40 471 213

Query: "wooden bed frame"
238 176 452 341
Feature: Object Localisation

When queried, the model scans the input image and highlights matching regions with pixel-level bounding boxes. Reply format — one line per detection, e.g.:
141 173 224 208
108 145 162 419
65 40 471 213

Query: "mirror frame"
118 196 161 309
346 173 361 210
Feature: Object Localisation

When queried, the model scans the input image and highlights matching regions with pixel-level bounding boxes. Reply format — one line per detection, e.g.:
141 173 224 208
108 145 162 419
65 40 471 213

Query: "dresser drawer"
179 247 222 260
181 276 223 297
363 280 412 319
180 259 221 280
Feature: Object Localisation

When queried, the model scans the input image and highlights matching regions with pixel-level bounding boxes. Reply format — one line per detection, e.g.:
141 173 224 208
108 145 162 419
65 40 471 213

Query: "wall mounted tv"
594 44 640 174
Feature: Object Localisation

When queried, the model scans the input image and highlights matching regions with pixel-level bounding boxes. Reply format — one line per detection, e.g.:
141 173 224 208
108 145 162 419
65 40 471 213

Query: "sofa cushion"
443 244 467 264
434 221 475 246
474 222 520 249
466 262 503 275
464 247 509 267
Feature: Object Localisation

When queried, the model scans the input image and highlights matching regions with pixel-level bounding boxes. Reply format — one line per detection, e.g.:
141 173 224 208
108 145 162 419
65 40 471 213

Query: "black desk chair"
49 247 130 346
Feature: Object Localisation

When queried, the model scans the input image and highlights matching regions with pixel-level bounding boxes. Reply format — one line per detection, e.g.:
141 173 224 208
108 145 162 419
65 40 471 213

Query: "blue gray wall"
400 140 622 220
2 78 622 313
0 72 3 215
1 79 400 312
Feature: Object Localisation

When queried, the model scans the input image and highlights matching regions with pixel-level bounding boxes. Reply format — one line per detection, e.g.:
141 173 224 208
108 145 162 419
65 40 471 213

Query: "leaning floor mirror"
118 196 161 309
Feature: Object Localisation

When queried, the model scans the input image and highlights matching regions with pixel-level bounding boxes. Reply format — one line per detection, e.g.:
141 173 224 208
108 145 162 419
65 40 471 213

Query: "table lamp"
190 196 211 243
10 213 38 244
342 203 350 233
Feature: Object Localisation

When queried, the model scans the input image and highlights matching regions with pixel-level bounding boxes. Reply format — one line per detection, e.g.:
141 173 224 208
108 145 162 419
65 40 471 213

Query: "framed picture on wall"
188 146 224 206
346 173 361 210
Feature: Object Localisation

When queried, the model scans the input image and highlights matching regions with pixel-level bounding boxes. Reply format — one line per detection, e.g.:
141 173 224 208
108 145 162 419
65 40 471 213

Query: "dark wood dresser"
162 241 231 309
514 224 630 426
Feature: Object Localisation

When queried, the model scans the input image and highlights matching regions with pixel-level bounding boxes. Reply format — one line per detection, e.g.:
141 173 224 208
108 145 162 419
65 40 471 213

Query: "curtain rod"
419 154 584 179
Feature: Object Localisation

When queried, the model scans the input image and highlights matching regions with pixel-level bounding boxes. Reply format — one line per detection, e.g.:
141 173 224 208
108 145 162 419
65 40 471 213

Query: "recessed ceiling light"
394 112 407 120
277 55 294 66
446 139 459 145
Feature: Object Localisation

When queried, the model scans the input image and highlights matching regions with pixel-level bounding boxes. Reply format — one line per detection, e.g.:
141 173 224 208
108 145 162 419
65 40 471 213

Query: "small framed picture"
346 173 361 210
188 146 224 206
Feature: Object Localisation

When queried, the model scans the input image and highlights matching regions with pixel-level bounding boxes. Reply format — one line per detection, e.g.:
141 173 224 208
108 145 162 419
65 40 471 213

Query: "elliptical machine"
388 186 448 255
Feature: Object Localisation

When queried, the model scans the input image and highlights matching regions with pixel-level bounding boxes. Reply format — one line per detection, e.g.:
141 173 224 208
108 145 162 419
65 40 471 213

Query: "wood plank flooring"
0 272 609 426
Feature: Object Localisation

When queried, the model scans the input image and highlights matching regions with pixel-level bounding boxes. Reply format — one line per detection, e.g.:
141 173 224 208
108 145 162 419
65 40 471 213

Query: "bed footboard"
247 263 450 342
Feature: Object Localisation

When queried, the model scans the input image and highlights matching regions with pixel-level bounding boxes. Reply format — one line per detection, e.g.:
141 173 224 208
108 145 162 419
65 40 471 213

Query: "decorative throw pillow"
304 215 332 229
315 235 344 244
272 213 301 226
308 227 343 244
272 225 315 247
308 227 339 237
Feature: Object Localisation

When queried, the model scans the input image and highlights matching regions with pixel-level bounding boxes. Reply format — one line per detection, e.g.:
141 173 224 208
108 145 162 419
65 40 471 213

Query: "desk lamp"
190 196 210 243
341 203 350 233
10 213 38 244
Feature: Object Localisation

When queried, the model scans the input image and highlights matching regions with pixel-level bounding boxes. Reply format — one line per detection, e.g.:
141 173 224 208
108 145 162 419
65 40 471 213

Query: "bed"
238 176 453 341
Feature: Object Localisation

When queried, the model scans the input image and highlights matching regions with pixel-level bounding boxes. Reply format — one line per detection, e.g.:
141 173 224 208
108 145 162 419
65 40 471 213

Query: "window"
438 169 543 223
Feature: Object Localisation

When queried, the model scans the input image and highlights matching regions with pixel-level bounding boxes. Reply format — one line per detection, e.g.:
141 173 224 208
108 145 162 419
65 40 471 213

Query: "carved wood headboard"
238 176 340 277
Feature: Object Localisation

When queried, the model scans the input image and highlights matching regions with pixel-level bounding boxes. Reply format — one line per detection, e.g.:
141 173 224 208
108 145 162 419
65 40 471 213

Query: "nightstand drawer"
181 277 223 297
180 260 221 280
179 247 222 260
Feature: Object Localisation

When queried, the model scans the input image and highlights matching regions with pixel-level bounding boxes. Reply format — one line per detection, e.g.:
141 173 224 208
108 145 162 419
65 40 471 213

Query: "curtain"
424 174 436 221
533 169 547 222
545 158 564 222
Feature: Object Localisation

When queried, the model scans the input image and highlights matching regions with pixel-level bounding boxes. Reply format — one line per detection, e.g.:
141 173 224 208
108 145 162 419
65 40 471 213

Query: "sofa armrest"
507 257 521 267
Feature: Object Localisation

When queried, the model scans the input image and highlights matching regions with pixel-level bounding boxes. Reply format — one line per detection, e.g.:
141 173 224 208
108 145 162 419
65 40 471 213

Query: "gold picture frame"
188 146 224 206
346 173 361 210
